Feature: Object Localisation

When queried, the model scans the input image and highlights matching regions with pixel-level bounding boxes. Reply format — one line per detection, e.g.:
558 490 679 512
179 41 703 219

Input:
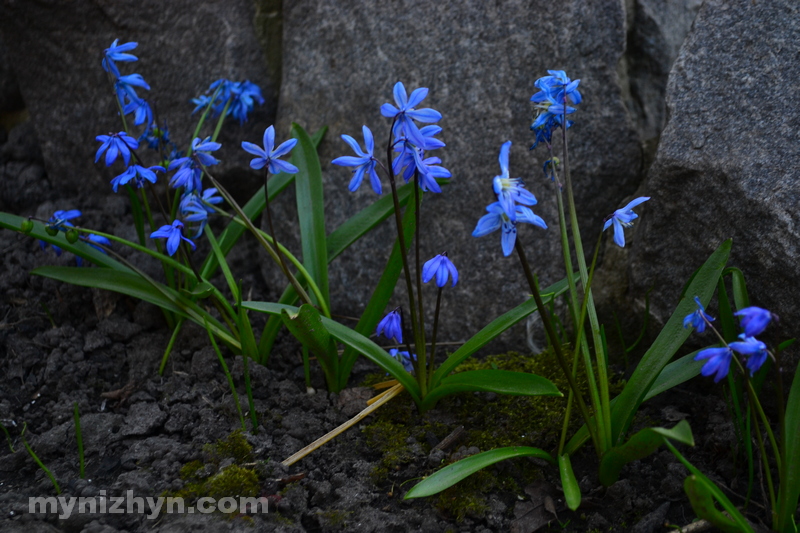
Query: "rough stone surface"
271 0 643 347
627 0 800 346
0 0 277 204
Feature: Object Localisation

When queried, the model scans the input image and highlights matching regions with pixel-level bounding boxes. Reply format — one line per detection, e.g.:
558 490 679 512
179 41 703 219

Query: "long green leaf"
34 266 239 349
199 127 327 280
431 276 571 387
0 213 131 272
280 304 338 388
337 186 417 389
243 301 421 403
559 453 581 510
420 370 561 410
665 440 754 533
292 123 329 307
609 240 731 445
404 446 554 499
599 420 694 486
777 362 800 532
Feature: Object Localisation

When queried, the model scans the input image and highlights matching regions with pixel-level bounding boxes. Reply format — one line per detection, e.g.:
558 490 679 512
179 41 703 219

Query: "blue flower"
95 132 139 167
603 197 650 247
191 79 264 123
729 334 769 376
380 82 442 148
376 308 403 344
114 73 150 106
332 126 381 194
683 296 714 333
180 188 223 237
241 126 299 174
123 98 153 127
392 136 448 186
410 149 451 193
110 164 164 192
150 220 196 256
422 253 459 288
492 141 537 220
102 39 138 78
389 349 416 373
531 70 582 106
168 137 221 192
695 346 733 383
734 307 773 337
46 209 81 232
473 202 547 256
76 234 111 267
138 123 172 151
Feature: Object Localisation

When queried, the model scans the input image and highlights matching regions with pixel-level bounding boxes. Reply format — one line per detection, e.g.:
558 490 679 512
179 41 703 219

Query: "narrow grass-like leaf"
559 453 581 510
599 420 694 486
281 304 338 389
777 362 800 532
609 240 731 445
243 301 421 403
404 447 554 499
124 185 146 246
292 123 329 307
205 226 239 302
420 370 561 410
725 267 750 310
431 276 572 387
665 440 754 533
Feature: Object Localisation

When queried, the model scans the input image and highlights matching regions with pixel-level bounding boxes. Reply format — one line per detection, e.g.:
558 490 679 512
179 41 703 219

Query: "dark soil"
0 123 776 533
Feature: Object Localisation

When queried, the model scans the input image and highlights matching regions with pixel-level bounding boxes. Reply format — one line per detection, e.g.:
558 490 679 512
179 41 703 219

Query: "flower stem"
514 239 600 454
428 287 443 391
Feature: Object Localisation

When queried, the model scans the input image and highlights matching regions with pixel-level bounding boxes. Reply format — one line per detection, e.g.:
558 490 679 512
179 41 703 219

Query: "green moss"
179 460 205 482
319 508 353 528
204 465 260 500
203 429 254 466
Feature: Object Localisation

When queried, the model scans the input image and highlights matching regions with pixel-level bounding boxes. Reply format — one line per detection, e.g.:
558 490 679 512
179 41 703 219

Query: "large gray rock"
0 0 277 204
628 0 800 343
269 0 643 349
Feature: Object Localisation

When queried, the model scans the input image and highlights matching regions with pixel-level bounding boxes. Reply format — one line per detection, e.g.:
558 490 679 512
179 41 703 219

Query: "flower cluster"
332 82 450 195
102 40 153 129
685 299 774 382
529 70 581 151
39 210 111 267
473 141 547 256
192 79 264 124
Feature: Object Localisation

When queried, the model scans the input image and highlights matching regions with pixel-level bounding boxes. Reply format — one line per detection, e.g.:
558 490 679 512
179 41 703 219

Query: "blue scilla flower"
492 141 537 221
422 253 458 288
95 132 139 167
123 98 153 127
734 306 773 337
376 308 403 344
389 349 416 373
695 346 733 383
180 188 223 237
332 126 381 194
150 220 196 256
102 39 138 78
228 81 265 124
241 126 299 175
110 164 164 192
683 296 714 333
473 202 547 257
168 137 221 192
603 196 650 248
76 234 111 267
410 149 451 193
729 334 769 376
138 122 172 151
381 82 442 148
531 70 582 106
114 73 150 106
47 209 81 232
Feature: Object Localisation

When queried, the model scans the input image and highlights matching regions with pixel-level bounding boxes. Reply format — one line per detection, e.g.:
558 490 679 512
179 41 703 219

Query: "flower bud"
66 229 79 243
45 226 59 237
20 220 34 233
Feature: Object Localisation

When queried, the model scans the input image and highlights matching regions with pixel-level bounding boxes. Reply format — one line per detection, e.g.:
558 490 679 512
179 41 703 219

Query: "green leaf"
185 281 215 298
609 240 731 445
725 267 750 310
280 304 338 386
421 370 561 410
599 420 694 486
432 276 571 387
559 453 581 511
33 266 239 349
777 362 800 532
644 349 705 400
243 301 421 403
665 440 754 533
0 213 130 271
404 446 554 499
684 476 747 533
292 123 329 308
